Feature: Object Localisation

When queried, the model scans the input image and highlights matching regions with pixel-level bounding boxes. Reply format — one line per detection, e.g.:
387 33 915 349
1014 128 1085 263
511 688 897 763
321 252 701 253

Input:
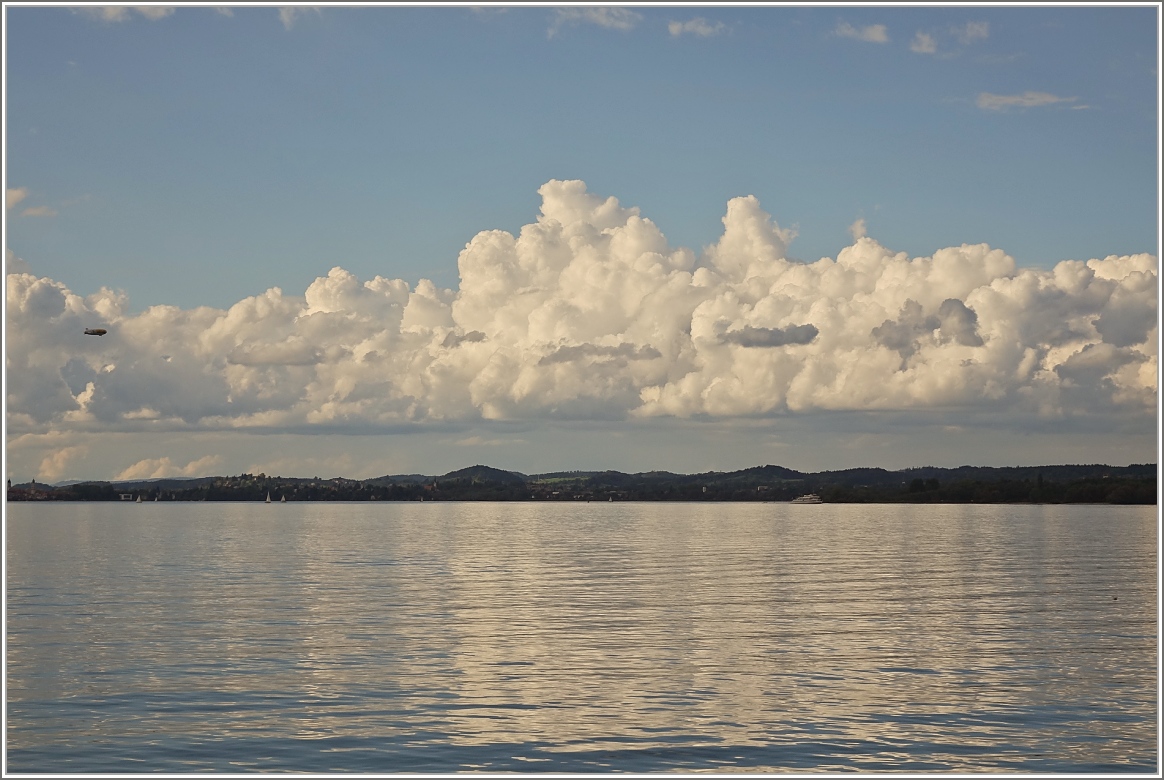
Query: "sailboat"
281 495 286 503
265 492 271 504
135 495 142 503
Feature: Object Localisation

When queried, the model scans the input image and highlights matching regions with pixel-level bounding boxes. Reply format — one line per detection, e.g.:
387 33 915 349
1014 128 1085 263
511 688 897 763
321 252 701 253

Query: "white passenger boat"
790 493 823 504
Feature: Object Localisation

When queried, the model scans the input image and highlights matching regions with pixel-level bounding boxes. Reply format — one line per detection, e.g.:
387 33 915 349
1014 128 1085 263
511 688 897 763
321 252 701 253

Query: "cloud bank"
6 180 1156 440
115 454 223 481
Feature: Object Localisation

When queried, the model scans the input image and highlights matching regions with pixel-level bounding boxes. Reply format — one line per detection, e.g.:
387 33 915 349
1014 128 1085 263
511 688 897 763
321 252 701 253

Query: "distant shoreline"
8 463 1156 505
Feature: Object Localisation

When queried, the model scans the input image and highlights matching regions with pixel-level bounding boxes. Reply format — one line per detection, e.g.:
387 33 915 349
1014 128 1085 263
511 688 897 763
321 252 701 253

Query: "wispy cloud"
911 21 988 56
77 6 129 22
454 435 522 447
910 32 937 55
279 6 320 31
835 21 889 44
953 21 989 45
7 187 29 210
76 6 174 23
213 7 234 17
244 454 356 480
134 6 174 21
668 17 725 38
6 248 32 275
848 218 868 241
21 205 58 218
548 7 642 38
977 91 1078 111
977 52 1024 66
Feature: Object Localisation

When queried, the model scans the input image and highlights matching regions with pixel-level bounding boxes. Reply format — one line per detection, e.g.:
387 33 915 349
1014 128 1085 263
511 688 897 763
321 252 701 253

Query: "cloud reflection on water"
5 502 1156 771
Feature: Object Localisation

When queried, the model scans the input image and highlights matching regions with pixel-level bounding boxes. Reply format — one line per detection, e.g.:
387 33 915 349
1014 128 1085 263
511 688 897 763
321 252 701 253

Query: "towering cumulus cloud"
6 180 1157 435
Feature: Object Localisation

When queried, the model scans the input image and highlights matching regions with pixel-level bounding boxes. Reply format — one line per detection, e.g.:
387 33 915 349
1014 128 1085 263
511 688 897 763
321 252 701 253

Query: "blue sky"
6 5 1158 310
4 5 1160 481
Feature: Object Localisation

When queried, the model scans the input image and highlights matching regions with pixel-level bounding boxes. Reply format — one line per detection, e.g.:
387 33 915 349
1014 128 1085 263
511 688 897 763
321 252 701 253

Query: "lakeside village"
7 463 1156 505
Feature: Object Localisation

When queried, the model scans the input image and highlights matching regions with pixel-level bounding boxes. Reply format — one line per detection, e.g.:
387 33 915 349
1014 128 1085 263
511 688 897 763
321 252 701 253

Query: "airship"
84 328 107 336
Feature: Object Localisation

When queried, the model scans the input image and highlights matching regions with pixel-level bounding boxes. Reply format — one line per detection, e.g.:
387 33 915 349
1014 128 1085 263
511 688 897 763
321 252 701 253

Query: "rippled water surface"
5 502 1157 772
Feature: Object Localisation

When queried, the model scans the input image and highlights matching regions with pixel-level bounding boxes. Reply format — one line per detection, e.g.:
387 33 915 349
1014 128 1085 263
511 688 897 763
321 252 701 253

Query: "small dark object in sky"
84 328 107 336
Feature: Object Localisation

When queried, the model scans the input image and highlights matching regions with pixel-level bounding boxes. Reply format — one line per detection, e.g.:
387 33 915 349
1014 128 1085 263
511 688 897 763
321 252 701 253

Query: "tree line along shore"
7 463 1156 504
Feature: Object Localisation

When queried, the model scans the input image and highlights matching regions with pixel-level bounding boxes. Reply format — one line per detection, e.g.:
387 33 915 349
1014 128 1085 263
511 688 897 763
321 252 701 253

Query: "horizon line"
17 460 1159 488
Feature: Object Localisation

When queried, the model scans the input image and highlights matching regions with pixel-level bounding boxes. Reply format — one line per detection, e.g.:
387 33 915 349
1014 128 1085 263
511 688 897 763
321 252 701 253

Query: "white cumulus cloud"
114 455 222 480
6 181 1156 441
38 444 89 482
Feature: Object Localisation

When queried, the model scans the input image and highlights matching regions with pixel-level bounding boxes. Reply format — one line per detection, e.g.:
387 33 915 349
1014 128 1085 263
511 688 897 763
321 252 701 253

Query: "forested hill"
8 463 1156 504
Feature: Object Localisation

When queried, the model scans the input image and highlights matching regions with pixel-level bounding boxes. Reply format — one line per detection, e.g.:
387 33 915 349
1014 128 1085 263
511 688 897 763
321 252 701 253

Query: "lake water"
5 501 1157 772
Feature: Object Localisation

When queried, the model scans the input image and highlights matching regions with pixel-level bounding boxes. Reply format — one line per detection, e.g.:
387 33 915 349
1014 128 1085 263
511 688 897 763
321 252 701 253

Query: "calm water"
5 501 1157 773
